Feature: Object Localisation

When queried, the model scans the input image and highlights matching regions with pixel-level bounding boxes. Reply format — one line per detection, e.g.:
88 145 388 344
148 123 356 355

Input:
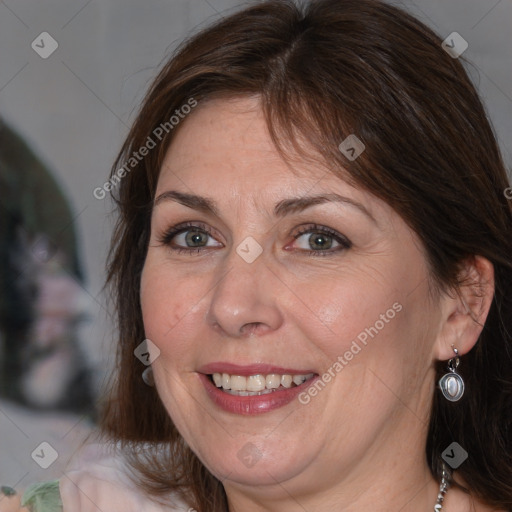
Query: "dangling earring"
439 345 464 402
142 366 155 387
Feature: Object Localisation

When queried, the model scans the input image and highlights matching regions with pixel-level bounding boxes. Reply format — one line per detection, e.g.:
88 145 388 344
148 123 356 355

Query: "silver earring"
142 366 155 387
439 346 464 402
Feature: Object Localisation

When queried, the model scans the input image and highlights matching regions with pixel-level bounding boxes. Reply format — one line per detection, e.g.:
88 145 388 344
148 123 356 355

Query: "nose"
205 249 284 338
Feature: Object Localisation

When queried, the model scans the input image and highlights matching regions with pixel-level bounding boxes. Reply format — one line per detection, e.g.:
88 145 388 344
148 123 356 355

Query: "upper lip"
198 362 317 376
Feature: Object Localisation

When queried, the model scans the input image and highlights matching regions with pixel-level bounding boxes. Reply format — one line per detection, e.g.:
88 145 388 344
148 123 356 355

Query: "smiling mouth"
208 372 316 396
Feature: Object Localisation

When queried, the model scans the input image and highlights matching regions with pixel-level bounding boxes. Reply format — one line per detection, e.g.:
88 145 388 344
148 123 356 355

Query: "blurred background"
0 0 510 490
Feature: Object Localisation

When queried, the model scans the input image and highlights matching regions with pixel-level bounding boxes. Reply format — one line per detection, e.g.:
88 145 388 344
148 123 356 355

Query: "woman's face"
140 97 443 498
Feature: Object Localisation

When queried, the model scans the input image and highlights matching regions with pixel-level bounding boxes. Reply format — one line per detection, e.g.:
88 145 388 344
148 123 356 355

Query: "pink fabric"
60 443 190 512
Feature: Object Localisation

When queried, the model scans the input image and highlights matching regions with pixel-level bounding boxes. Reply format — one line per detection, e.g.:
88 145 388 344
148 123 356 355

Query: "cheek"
288 256 432 380
140 260 203 356
287 267 403 361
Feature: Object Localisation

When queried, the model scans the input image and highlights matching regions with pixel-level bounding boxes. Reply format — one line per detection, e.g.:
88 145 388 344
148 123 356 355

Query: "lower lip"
199 374 318 415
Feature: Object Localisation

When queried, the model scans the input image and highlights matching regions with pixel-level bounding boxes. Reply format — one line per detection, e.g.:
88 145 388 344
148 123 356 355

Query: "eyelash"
157 222 352 257
157 222 214 255
293 224 352 257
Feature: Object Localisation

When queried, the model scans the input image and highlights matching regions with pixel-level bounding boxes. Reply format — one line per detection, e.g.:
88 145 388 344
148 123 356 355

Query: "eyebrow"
153 190 375 223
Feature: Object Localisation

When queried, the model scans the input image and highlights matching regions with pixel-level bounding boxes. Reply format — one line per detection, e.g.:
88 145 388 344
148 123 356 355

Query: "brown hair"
101 0 512 510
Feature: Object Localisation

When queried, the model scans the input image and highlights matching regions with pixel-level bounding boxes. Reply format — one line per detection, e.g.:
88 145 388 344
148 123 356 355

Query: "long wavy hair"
101 0 512 510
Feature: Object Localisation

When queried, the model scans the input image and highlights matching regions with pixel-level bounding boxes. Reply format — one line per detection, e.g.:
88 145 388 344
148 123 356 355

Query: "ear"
434 256 495 360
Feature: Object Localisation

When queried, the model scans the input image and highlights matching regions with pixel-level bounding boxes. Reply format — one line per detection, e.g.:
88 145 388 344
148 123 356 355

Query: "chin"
190 436 315 487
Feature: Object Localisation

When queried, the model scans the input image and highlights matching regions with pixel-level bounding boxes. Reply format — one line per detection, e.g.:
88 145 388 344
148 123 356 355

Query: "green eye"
307 233 335 250
184 230 210 247
159 222 223 253
292 224 352 256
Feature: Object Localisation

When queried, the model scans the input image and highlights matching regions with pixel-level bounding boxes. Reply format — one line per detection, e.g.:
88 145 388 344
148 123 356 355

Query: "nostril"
240 322 268 336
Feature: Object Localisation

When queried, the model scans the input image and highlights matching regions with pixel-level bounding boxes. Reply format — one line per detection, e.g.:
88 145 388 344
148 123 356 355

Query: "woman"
2 0 510 510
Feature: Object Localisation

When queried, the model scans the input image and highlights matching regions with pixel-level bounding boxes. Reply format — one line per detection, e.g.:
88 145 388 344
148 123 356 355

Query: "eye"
158 222 223 253
290 224 352 256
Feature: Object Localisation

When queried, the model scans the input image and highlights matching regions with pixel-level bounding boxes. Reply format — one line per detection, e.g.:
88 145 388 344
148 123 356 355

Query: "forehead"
157 96 340 195
152 97 419 253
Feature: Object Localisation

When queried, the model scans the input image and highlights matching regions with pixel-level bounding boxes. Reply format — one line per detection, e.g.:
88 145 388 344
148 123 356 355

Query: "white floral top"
20 443 190 512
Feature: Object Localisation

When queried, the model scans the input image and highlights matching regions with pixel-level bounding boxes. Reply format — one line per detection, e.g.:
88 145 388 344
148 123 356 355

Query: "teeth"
247 375 266 392
265 374 281 389
281 375 293 388
211 372 314 393
224 388 275 396
293 375 307 385
230 375 247 391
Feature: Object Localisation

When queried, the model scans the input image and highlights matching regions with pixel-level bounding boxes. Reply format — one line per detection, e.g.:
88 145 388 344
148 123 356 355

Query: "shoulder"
0 443 189 512
59 442 190 512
